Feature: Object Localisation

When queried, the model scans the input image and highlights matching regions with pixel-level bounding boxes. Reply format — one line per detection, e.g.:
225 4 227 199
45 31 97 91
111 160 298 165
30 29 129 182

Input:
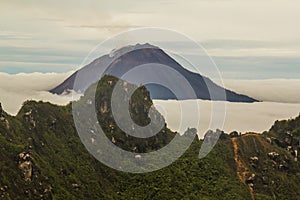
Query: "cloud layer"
0 72 299 136
223 79 300 103
0 72 75 115
154 100 300 138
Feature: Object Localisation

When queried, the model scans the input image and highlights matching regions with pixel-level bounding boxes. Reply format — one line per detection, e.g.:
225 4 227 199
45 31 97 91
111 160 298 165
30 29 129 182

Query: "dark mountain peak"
50 43 257 102
108 43 158 58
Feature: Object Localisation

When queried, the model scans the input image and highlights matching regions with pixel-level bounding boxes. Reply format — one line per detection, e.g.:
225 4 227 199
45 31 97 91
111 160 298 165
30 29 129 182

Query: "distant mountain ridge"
50 43 257 102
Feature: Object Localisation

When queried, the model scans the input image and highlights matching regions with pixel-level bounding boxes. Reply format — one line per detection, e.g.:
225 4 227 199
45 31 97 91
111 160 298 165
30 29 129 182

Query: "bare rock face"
0 102 3 116
17 152 33 181
0 185 9 199
23 109 36 130
246 173 256 186
18 161 32 181
0 102 5 121
0 103 10 129
267 152 280 161
250 156 259 168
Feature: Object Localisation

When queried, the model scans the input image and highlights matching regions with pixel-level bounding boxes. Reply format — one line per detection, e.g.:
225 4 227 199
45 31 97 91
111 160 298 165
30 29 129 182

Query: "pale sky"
0 0 300 78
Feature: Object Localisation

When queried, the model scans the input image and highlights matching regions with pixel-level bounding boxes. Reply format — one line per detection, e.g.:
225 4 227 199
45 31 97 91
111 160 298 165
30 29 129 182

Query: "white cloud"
1 0 300 60
154 100 300 138
223 79 300 103
0 72 299 137
155 78 300 136
0 72 75 115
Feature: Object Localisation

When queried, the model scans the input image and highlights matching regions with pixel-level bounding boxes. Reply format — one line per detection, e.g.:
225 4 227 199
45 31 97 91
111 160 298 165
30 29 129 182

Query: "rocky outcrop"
0 103 10 129
267 152 280 161
246 173 255 187
0 185 9 199
0 102 3 118
17 152 33 181
250 156 259 168
268 132 299 162
23 109 36 130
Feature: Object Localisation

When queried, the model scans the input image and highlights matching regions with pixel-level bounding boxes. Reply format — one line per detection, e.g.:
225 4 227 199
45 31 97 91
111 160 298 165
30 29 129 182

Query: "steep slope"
229 119 300 200
0 75 252 200
0 75 176 199
0 75 299 199
50 43 257 102
231 137 255 200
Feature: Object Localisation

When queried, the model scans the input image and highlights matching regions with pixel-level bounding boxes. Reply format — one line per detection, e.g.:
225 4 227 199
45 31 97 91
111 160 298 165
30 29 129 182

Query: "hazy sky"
1 0 300 79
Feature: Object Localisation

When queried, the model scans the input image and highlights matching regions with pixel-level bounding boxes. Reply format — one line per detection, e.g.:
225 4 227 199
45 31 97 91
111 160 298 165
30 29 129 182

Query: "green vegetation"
0 75 299 199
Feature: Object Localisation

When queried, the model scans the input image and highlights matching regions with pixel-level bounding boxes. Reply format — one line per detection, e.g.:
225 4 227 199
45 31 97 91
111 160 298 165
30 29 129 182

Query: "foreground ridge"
0 76 299 199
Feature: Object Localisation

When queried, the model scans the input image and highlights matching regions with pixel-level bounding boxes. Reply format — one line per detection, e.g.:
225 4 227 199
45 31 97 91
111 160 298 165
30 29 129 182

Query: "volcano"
50 43 257 102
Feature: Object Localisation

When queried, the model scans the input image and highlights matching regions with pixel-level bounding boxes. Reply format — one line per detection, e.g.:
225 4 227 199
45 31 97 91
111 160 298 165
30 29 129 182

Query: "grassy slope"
233 118 300 200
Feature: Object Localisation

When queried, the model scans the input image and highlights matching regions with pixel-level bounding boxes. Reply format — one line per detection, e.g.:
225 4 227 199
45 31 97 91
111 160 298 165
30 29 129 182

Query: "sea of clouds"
0 72 77 115
223 79 300 103
0 72 299 136
153 100 300 138
154 78 300 137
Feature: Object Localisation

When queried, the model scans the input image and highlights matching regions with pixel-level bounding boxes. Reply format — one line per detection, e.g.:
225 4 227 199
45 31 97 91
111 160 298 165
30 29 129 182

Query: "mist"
223 79 300 103
0 72 76 115
0 71 299 136
153 100 300 138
